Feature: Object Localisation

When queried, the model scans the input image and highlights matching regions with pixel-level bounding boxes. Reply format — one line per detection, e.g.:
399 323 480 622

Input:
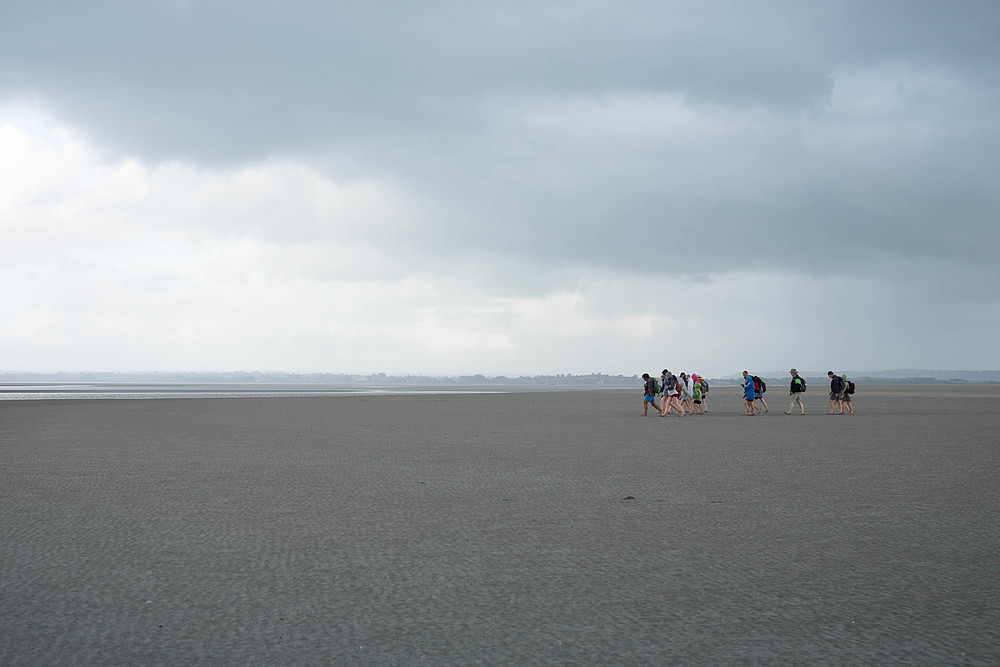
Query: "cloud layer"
2 1 999 375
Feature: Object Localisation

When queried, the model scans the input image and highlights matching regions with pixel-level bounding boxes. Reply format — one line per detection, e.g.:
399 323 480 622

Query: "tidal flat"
2 385 998 664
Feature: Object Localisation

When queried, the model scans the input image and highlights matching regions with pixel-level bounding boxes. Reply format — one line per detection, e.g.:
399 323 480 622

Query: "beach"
2 385 999 664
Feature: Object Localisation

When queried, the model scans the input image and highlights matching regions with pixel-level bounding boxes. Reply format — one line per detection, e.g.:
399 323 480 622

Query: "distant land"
1 369 998 386
723 369 1000 385
0 371 635 387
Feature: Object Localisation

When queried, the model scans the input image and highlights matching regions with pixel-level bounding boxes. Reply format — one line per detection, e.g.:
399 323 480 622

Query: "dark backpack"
760 379 766 393
699 379 709 394
793 377 806 392
653 378 661 394
847 380 856 395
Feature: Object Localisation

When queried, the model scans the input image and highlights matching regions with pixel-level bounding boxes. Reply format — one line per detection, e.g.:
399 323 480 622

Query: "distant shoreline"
2 381 999 402
1 370 997 388
0 382 611 401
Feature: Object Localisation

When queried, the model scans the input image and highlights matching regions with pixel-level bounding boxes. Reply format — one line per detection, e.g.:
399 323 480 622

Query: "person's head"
742 370 749 377
642 373 650 380
661 369 668 376
790 368 797 376
827 371 835 377
842 374 848 380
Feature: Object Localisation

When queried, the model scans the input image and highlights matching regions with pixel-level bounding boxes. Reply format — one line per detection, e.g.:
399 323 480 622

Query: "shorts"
842 393 852 403
754 391 762 399
694 399 702 404
644 394 656 402
790 393 803 405
830 392 841 401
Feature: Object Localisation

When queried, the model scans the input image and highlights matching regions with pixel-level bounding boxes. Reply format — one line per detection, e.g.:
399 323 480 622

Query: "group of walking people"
640 370 711 416
643 368 856 416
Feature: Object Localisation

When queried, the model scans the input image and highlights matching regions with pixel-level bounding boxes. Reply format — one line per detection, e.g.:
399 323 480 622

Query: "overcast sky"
2 1 998 377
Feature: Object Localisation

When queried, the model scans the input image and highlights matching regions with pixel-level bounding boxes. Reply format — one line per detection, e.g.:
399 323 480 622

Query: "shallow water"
0 383 514 400
0 382 614 400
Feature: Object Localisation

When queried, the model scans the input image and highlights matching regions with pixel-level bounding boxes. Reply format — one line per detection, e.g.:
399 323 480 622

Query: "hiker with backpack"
660 369 686 416
679 372 695 413
840 374 855 414
786 368 807 415
741 371 756 415
691 373 705 414
752 375 769 414
641 373 662 416
697 374 709 412
827 371 845 414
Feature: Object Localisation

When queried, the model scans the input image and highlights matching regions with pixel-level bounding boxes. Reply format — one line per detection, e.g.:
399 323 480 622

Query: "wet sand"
2 385 999 664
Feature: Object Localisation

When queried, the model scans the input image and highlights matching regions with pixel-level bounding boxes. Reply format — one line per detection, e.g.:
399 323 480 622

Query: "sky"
1 0 999 377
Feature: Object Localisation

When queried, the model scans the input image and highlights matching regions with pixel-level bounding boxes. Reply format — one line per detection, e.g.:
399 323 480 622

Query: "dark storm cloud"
1 0 839 162
2 0 999 286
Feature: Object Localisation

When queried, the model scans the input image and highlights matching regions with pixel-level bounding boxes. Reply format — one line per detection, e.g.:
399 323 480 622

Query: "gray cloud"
2 0 999 373
0 2 863 162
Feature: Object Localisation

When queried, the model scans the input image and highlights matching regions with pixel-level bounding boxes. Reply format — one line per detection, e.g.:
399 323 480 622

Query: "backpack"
699 378 709 394
653 378 661 394
847 380 856 395
793 377 806 392
753 376 765 393
759 379 766 393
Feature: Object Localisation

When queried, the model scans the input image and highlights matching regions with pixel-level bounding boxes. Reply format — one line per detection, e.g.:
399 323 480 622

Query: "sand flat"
2 385 999 664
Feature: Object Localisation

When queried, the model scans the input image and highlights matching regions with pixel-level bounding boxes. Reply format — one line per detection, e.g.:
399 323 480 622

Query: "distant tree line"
1 370 995 386
0 371 642 386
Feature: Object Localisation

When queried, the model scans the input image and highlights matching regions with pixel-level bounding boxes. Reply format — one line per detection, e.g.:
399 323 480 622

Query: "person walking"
697 374 710 412
785 368 806 414
641 373 661 416
661 369 686 416
691 375 705 414
742 371 756 415
679 372 695 413
841 373 854 414
658 369 670 413
752 375 769 413
828 371 845 414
